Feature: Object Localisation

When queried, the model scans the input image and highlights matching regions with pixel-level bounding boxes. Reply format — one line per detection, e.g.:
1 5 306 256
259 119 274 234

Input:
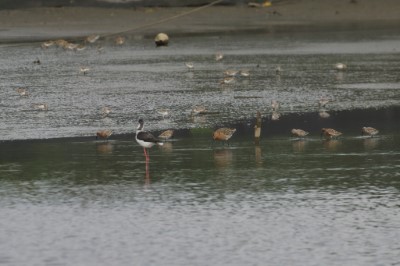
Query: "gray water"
1 28 400 266
1 29 400 140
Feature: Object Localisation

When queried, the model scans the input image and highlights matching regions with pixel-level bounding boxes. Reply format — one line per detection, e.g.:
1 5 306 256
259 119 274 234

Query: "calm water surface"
1 28 400 266
1 134 400 265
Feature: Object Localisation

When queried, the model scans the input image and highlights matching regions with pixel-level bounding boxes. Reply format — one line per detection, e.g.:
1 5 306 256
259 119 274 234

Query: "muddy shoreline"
1 0 400 43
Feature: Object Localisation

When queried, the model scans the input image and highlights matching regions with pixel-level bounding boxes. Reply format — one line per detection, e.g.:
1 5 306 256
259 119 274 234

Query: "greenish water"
1 128 400 265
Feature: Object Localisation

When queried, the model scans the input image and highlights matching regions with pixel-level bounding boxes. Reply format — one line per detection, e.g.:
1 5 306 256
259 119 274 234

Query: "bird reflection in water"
191 115 207 124
214 149 233 169
363 137 379 150
292 140 307 152
335 71 345 81
160 142 173 153
255 145 262 166
319 109 330 119
323 139 342 151
185 71 194 79
96 142 113 154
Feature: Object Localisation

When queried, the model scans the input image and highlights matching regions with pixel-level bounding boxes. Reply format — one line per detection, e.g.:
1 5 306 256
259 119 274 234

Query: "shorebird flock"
34 34 380 160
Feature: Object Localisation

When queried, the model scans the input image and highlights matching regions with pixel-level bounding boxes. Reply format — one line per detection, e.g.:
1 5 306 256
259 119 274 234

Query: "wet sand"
0 0 400 42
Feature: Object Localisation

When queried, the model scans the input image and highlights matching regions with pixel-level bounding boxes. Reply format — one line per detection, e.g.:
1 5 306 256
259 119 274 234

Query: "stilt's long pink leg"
143 147 150 161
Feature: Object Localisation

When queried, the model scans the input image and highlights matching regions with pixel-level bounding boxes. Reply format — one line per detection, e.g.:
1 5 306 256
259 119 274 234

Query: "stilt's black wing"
137 131 160 143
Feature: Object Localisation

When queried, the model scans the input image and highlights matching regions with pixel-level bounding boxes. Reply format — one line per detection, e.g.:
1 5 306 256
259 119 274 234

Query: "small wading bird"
16 87 28 96
335 63 347 70
213 128 236 145
318 98 329 108
321 128 342 139
215 53 223 61
76 44 86 52
224 70 239 77
96 130 112 141
63 42 79 51
158 129 174 140
271 100 280 112
80 66 90 75
220 77 235 85
240 70 250 77
55 39 68 48
185 62 194 70
361 127 379 137
85 34 100 44
192 105 207 115
275 65 282 75
101 107 111 117
157 109 169 119
135 119 163 161
32 103 48 111
41 40 54 49
115 36 125 45
291 129 309 138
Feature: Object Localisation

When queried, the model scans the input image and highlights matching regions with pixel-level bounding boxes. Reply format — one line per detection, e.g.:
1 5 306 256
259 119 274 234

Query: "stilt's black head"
137 119 144 131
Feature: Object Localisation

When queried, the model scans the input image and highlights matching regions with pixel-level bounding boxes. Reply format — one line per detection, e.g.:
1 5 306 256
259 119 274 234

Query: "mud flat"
0 0 400 42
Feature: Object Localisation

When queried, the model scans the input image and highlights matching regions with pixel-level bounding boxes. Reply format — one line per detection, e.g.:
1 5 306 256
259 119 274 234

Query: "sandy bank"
0 0 400 42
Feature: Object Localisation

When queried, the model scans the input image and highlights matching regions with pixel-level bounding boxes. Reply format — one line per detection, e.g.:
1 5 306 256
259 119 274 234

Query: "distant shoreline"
1 0 400 43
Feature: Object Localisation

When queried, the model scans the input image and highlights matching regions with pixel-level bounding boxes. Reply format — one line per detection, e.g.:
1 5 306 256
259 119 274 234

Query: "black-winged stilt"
135 119 163 160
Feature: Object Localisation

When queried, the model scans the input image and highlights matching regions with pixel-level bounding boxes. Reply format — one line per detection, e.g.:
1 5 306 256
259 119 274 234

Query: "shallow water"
1 28 400 140
1 132 400 266
1 28 400 265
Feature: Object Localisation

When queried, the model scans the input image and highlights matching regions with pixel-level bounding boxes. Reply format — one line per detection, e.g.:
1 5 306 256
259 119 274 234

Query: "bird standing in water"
135 119 163 161
158 129 174 140
321 128 342 139
361 127 379 137
291 129 309 138
213 128 236 145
